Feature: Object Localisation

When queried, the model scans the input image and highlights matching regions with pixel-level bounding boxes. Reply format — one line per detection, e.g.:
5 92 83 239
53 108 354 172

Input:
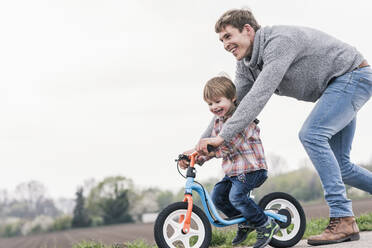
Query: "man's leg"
330 118 372 193
300 67 372 245
299 68 372 217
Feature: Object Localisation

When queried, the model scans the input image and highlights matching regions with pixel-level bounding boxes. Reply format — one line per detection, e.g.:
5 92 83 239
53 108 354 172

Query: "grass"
74 212 372 248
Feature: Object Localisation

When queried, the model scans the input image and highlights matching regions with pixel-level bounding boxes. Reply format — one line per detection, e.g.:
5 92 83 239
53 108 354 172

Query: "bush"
50 215 72 231
21 215 54 235
0 221 23 237
90 216 104 227
72 241 111 248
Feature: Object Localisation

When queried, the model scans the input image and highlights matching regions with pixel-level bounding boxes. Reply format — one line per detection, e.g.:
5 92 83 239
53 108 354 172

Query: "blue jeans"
299 66 372 217
211 169 268 227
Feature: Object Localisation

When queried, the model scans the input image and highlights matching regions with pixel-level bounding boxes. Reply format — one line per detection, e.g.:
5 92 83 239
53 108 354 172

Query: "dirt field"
0 198 371 248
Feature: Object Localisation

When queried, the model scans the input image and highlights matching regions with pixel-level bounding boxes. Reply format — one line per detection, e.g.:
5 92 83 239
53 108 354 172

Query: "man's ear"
243 24 253 32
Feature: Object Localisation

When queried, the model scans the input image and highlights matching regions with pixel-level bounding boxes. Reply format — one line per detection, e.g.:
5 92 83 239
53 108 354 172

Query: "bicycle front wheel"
154 202 211 248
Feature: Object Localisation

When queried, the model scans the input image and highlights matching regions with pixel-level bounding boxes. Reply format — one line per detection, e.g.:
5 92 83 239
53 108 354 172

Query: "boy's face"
206 96 236 118
218 24 255 61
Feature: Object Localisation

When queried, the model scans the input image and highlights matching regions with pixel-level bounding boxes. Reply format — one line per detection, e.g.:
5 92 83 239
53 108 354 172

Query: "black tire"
154 202 212 248
259 192 306 248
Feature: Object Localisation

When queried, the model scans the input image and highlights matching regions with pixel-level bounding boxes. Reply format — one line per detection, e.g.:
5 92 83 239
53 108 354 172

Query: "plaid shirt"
198 117 267 177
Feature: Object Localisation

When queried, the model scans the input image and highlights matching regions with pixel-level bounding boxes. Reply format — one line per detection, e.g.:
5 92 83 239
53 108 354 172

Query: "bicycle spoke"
168 218 181 231
188 227 200 236
180 236 191 248
281 228 290 239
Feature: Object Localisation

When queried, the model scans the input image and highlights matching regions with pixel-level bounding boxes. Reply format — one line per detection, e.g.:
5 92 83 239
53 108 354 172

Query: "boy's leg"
229 170 279 247
329 118 372 193
229 170 268 227
211 176 241 217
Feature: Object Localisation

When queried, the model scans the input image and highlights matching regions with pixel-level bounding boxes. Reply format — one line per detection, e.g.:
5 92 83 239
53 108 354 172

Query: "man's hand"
196 136 224 155
178 148 195 169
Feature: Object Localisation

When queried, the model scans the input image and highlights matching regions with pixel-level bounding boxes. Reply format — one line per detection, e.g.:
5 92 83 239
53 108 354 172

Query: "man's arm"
219 37 299 142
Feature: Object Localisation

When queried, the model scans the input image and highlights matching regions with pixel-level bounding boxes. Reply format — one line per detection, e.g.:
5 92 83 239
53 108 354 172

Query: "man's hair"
215 8 261 33
203 76 236 102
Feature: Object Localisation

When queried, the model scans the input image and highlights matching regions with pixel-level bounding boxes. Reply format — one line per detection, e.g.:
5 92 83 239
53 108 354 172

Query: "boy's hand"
178 148 195 169
196 136 224 155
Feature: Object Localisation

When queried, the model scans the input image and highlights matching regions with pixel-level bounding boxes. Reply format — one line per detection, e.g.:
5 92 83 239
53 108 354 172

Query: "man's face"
218 24 255 61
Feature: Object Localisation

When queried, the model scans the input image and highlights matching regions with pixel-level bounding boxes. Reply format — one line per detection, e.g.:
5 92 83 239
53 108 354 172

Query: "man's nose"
224 41 229 51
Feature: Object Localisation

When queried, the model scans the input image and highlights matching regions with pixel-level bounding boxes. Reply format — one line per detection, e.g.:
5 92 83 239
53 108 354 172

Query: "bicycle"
154 146 306 248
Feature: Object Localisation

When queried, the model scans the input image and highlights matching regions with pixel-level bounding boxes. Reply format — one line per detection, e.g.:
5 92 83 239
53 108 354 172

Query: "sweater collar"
243 27 265 69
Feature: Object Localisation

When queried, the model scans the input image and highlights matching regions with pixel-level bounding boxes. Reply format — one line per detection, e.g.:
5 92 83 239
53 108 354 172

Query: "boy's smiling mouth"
214 108 224 116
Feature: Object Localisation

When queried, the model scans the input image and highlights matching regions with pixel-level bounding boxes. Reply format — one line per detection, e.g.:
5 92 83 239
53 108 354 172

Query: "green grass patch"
74 212 372 248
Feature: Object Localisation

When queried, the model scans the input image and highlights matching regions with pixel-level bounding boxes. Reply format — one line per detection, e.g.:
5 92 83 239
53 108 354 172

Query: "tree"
86 176 134 224
11 181 60 218
14 181 46 212
72 188 91 227
100 190 132 224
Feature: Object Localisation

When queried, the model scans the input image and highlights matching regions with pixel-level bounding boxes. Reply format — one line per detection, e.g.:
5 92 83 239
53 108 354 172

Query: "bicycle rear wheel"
259 192 306 248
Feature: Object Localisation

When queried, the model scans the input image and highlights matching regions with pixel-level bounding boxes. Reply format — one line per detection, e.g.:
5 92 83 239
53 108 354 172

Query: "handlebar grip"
207 144 216 153
176 154 190 162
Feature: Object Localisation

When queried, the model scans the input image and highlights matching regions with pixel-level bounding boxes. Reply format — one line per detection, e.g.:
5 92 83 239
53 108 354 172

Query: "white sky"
0 0 371 198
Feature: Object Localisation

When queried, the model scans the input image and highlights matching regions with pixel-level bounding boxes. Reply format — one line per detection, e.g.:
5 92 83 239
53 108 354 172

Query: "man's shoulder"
266 25 329 41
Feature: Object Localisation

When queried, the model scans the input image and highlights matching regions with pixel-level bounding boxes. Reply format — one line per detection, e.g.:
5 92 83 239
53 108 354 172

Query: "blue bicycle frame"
185 175 287 227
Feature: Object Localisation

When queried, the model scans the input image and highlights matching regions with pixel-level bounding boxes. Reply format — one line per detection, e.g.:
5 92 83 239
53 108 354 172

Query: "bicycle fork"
179 194 193 234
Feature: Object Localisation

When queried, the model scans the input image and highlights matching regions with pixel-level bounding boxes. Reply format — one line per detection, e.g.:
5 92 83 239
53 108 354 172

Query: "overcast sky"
0 0 371 199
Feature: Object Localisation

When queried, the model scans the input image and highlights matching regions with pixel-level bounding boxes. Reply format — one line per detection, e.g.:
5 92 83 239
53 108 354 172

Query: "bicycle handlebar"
176 144 216 167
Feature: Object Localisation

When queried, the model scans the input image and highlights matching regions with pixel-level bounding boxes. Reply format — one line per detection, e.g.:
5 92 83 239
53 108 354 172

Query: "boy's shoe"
253 218 280 248
232 223 254 246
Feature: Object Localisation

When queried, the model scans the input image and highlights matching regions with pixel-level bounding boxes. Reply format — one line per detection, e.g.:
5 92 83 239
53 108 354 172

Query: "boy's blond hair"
215 8 261 33
203 76 236 102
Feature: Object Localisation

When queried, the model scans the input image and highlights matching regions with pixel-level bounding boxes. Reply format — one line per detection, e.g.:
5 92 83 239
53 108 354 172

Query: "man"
194 8 372 246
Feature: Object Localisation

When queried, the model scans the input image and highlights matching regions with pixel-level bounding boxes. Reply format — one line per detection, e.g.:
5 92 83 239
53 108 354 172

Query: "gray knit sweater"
203 25 364 142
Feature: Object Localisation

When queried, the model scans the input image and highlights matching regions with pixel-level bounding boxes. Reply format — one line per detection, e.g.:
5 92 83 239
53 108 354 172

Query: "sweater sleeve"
235 61 255 104
200 116 216 139
219 37 300 141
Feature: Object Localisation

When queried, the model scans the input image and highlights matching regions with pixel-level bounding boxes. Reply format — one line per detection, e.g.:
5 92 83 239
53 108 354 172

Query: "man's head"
204 76 237 118
215 9 260 60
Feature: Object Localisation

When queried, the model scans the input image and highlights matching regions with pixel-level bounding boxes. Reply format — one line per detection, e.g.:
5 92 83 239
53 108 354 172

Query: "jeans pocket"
254 170 268 188
351 76 372 111
237 173 246 183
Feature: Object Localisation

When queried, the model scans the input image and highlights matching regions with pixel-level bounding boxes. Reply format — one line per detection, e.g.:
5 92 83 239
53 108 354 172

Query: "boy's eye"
215 100 220 103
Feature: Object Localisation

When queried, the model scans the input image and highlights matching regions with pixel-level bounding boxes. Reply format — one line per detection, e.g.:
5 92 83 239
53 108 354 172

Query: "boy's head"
215 9 259 60
203 76 237 118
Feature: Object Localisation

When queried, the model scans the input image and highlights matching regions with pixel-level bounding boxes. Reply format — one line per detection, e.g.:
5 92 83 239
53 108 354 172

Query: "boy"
179 76 279 248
